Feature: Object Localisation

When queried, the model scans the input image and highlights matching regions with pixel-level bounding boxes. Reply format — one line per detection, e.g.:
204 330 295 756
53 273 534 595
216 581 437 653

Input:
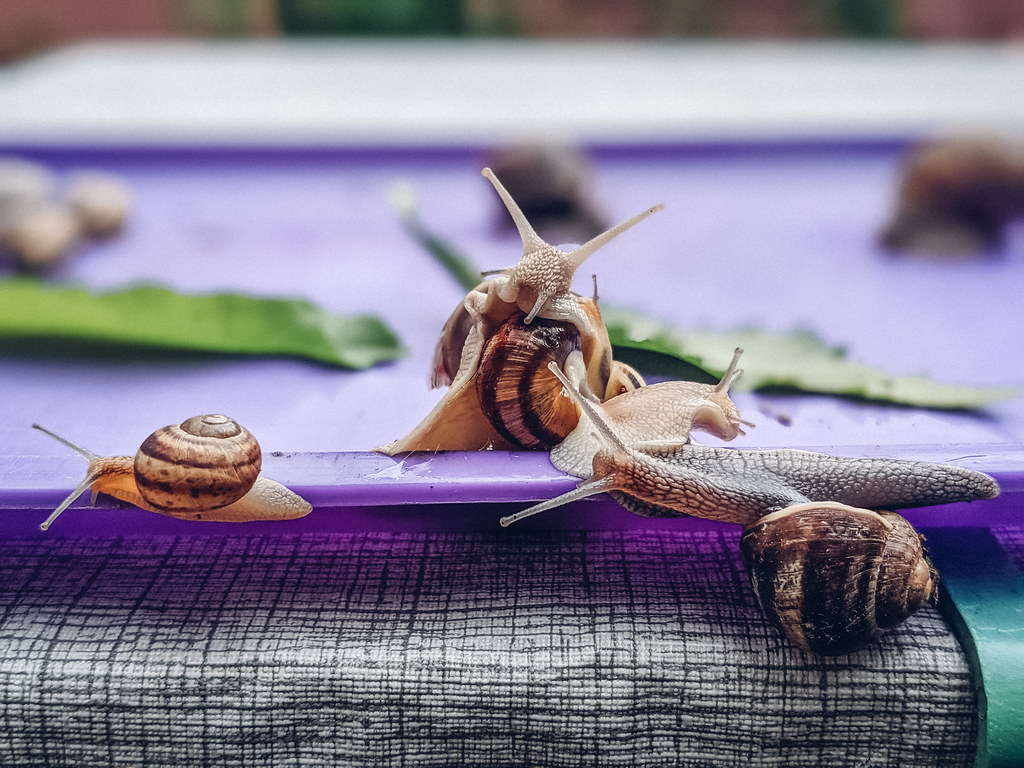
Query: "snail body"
502 360 999 527
741 502 939 655
34 415 312 530
550 347 750 478
378 166 660 454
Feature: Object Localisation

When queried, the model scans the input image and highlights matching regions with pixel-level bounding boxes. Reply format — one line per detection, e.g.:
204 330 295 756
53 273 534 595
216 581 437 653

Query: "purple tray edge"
2 447 1020 538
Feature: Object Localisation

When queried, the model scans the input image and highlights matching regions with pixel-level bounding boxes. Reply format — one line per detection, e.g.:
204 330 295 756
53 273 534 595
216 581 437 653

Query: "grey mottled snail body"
34 415 312 530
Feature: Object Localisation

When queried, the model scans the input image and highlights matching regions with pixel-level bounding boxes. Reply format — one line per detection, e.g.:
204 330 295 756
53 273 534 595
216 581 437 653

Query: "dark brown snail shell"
740 502 939 655
476 314 584 449
133 414 263 513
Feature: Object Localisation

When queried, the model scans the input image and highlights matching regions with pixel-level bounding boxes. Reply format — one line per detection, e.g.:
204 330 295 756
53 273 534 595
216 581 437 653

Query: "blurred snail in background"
377 166 661 453
0 156 131 271
66 170 132 238
486 142 609 245
880 134 1024 255
33 414 312 531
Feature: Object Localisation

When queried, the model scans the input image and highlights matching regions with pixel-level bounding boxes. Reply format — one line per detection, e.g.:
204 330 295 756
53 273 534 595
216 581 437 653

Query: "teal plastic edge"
924 527 1024 768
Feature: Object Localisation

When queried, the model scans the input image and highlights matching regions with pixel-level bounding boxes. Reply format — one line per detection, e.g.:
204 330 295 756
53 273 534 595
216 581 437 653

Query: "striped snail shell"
33 415 312 530
134 414 262 513
477 315 583 449
476 313 648 450
740 502 939 655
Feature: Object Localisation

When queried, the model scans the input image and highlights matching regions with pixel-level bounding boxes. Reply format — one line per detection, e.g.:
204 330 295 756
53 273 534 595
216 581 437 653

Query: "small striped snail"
378 167 661 453
33 415 312 530
499 360 999 653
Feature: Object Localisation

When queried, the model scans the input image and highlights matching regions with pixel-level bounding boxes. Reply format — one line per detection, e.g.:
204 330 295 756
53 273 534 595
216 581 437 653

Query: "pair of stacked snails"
379 168 1000 655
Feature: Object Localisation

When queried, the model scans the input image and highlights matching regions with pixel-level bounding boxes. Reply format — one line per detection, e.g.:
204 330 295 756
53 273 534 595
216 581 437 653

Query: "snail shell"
740 502 939 655
880 134 1024 254
66 170 132 237
477 315 585 449
476 313 647 450
133 414 263 513
7 202 81 269
34 415 312 530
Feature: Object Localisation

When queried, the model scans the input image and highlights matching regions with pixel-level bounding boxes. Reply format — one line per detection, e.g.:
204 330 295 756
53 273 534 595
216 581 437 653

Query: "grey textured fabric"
0 529 976 767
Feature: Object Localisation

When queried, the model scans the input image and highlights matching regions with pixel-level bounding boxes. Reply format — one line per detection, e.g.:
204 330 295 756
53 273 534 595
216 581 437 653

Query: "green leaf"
0 278 405 369
604 308 1013 410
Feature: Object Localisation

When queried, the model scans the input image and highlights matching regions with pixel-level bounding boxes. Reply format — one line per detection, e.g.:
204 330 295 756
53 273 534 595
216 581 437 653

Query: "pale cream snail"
377 166 661 453
33 415 312 530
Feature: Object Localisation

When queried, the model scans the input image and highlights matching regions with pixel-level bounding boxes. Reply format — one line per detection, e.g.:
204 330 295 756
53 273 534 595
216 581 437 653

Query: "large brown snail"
33 415 312 530
498 360 999 654
377 167 661 453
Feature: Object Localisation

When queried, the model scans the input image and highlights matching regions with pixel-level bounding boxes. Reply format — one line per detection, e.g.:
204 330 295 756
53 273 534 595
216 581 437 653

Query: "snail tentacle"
499 475 617 528
39 470 101 531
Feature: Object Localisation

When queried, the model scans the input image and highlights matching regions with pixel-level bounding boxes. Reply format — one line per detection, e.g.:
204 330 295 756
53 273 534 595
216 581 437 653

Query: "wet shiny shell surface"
133 414 263 513
476 316 582 449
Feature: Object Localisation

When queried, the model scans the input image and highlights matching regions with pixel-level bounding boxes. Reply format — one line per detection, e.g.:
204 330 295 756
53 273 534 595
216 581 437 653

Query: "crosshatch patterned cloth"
0 527 988 768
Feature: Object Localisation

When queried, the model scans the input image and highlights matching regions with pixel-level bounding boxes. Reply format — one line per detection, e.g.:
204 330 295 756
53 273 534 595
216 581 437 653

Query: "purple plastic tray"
1 141 1022 537
2 445 1022 538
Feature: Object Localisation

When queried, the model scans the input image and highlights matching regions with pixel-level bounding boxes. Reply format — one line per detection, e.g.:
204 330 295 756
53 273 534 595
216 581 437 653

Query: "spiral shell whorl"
740 503 936 655
477 315 583 449
133 414 263 513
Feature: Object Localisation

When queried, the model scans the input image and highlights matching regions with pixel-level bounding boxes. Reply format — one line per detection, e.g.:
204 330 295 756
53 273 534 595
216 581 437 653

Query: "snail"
486 142 609 244
740 502 940 655
501 359 999 527
498 359 999 654
33 415 313 530
6 203 81 270
66 170 132 238
377 167 661 453
880 134 1024 255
